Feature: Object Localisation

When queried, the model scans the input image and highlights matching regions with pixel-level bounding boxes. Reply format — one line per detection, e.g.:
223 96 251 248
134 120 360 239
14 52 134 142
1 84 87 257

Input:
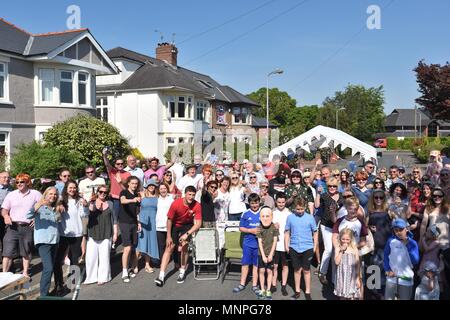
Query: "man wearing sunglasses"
55 168 72 195
386 165 406 189
1 173 42 278
363 160 377 185
103 149 131 220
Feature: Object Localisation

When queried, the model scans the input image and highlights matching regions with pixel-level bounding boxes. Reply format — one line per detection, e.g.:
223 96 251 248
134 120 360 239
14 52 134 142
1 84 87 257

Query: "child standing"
388 196 408 220
233 193 261 294
285 198 318 300
271 192 292 296
256 207 279 300
384 218 420 300
334 228 362 300
415 261 440 300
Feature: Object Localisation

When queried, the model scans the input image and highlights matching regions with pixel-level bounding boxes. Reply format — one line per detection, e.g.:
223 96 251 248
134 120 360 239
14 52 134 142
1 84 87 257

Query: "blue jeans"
37 243 57 297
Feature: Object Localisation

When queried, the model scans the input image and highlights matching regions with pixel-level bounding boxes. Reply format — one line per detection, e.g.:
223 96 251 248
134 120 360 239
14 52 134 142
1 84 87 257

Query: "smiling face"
249 200 260 212
346 204 358 219
340 233 351 246
394 186 403 197
221 179 230 190
127 156 137 169
128 179 139 192
0 172 10 186
67 182 78 197
46 188 58 204
97 187 108 200
394 227 408 241
60 170 71 183
159 184 168 197
321 168 331 180
423 184 432 197
185 191 196 204
276 197 286 211
187 167 196 177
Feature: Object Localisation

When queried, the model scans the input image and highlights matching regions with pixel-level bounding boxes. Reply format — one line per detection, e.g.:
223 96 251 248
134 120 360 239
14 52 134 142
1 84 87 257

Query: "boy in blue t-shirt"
285 198 318 300
233 193 261 294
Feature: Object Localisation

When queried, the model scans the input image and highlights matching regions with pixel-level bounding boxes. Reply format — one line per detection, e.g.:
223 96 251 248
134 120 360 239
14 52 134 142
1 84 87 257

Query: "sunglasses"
216 173 223 176
116 162 124 166
367 166 374 169
261 186 269 189
441 174 448 177
165 173 172 176
62 175 71 178
232 177 239 180
374 196 385 200
389 171 397 174
98 190 108 195
209 186 218 190
333 174 340 177
250 176 257 179
328 185 338 188
375 181 382 184
413 171 420 173
380 171 386 174
16 181 26 184
86 171 94 174
433 194 444 198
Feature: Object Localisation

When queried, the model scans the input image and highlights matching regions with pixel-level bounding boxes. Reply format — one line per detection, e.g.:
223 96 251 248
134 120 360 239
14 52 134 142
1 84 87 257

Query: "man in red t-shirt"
155 185 202 287
102 149 131 221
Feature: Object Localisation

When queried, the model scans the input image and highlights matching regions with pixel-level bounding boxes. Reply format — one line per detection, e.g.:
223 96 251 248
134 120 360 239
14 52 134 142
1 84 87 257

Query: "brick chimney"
156 43 178 66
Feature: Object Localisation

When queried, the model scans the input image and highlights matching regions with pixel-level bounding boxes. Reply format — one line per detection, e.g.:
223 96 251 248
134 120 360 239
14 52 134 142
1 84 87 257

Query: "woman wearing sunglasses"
315 177 344 285
84 186 118 285
259 182 275 210
352 171 372 215
373 178 386 192
228 174 247 221
285 170 314 214
366 189 391 299
163 171 181 200
419 187 449 290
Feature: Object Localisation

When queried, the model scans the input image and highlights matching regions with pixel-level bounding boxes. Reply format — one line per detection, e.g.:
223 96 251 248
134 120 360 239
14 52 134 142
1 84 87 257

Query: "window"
196 101 207 121
167 96 176 118
166 96 194 119
0 132 7 159
0 63 5 99
39 69 54 103
96 97 108 122
178 96 186 118
233 107 248 124
167 137 175 144
60 71 73 104
78 72 88 105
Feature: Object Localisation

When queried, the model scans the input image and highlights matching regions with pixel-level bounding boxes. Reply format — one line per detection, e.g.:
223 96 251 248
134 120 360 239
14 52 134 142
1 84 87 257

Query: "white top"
170 163 185 186
125 166 145 184
59 198 88 237
273 208 292 252
214 189 230 223
177 174 202 195
78 177 106 201
337 205 365 220
156 194 174 232
228 186 247 214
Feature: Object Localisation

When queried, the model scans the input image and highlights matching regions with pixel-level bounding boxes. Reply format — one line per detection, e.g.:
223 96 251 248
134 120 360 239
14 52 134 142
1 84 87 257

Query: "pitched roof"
0 17 87 57
99 46 260 107
252 117 278 128
385 108 432 127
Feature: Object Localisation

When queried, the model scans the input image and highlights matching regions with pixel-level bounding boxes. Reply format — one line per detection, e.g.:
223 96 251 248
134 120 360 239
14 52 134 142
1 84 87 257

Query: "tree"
414 60 450 120
317 84 385 142
43 114 132 169
10 141 86 178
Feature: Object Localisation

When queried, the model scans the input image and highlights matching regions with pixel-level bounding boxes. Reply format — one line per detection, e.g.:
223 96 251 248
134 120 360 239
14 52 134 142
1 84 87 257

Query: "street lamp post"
336 107 345 130
266 69 283 147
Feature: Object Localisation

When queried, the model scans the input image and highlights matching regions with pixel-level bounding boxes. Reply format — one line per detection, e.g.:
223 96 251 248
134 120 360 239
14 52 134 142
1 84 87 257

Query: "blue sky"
3 0 449 114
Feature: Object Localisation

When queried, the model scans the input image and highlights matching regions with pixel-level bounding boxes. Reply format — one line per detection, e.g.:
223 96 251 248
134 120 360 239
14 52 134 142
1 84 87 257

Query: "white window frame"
0 62 10 103
0 130 10 165
39 68 55 104
96 97 108 122
59 70 74 105
233 107 249 124
78 71 89 106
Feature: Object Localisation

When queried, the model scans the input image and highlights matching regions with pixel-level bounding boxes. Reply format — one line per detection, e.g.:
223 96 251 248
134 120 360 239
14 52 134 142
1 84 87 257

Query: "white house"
96 44 266 161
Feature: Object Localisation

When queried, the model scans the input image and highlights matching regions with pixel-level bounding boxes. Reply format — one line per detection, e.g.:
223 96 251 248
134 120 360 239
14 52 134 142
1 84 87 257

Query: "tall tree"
318 85 385 142
414 60 450 120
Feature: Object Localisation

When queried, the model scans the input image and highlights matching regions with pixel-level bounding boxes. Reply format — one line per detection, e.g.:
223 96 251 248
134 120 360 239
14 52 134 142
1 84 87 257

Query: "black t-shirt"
201 191 215 222
320 193 344 228
119 189 140 224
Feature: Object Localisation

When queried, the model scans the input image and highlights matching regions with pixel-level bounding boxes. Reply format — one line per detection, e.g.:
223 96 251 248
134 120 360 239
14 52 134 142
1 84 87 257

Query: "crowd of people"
0 147 449 300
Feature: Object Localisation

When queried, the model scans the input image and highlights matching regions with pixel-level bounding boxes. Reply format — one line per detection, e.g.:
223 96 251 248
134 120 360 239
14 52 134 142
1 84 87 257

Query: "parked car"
374 138 387 148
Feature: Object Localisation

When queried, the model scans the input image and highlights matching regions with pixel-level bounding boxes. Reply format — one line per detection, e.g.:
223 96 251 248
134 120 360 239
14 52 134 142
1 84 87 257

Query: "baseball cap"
291 169 302 174
423 261 438 273
392 218 408 229
144 179 159 188
398 166 405 173
303 171 311 178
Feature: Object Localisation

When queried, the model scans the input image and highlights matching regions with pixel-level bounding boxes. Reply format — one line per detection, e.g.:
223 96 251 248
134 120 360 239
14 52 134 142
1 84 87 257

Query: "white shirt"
125 166 145 184
177 174 202 195
156 194 174 232
273 208 292 252
78 177 106 201
170 163 185 186
214 190 230 223
59 199 88 237
228 186 247 214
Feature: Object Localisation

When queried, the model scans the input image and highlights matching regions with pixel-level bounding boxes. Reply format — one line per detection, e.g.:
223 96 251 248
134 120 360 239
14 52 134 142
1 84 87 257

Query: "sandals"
233 284 246 293
145 267 155 274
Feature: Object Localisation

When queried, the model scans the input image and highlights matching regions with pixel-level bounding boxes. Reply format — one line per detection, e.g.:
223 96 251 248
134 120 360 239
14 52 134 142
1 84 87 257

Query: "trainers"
265 291 273 300
291 292 301 300
270 286 277 293
177 272 186 284
319 273 329 285
251 286 260 294
281 285 288 296
154 277 164 287
305 293 312 300
233 284 246 293
256 290 266 300
122 275 130 283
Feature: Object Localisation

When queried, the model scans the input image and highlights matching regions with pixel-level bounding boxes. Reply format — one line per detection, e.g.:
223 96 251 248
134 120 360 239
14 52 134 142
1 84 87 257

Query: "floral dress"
334 251 361 299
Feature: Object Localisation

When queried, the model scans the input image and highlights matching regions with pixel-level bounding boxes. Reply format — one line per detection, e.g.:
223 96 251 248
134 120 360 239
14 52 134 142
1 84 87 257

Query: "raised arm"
103 149 114 173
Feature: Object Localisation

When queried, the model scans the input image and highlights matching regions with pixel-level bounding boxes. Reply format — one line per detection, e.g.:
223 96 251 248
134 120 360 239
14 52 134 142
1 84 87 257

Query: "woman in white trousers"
84 186 118 285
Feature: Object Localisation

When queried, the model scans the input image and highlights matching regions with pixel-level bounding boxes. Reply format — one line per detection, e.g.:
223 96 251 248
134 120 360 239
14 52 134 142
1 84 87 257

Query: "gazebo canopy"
269 125 377 163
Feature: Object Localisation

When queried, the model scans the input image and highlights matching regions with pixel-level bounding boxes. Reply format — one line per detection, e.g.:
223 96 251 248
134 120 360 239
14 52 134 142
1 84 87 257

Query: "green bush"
10 141 87 179
43 114 131 170
387 137 399 150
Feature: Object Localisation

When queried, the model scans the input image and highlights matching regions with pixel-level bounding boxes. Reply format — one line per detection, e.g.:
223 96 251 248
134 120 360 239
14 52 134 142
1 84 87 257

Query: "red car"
374 138 387 148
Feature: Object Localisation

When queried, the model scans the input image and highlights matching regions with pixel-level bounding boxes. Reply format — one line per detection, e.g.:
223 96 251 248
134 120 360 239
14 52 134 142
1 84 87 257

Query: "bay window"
233 107 249 124
78 72 88 105
39 69 54 103
60 70 73 104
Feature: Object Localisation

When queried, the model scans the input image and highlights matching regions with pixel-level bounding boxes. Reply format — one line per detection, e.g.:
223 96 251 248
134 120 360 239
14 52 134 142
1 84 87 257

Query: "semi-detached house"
0 18 117 162
96 43 269 161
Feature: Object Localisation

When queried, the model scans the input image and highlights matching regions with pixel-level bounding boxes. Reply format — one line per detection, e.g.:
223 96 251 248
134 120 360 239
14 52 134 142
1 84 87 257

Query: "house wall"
96 59 141 86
